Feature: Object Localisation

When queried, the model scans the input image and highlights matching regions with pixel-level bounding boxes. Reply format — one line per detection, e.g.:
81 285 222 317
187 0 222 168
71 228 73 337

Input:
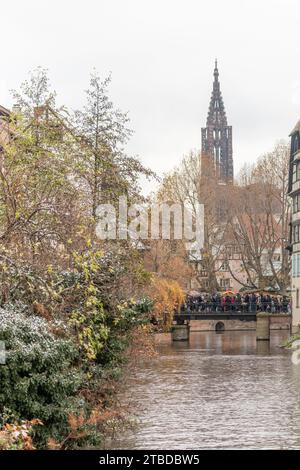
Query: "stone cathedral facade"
189 61 247 293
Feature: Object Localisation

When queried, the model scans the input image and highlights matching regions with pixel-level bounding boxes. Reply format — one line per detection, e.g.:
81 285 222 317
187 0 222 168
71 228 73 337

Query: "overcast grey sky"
1 0 300 190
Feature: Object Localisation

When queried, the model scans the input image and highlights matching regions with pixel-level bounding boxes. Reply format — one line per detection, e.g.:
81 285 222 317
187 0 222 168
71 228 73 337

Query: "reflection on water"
109 331 300 450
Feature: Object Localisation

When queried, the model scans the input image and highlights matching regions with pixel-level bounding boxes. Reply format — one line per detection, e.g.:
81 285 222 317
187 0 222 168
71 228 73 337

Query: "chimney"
12 104 21 114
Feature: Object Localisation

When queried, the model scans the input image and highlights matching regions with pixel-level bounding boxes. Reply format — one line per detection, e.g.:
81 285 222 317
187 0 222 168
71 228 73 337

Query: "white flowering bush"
0 306 84 447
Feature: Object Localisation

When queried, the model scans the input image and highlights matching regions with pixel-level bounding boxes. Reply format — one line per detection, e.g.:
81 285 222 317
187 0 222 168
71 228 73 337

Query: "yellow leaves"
69 310 85 327
1 263 8 273
86 349 97 361
85 295 98 308
147 277 185 331
72 251 80 263
47 264 53 274
70 290 108 362
90 261 99 273
87 283 97 295
15 210 22 220
68 248 114 363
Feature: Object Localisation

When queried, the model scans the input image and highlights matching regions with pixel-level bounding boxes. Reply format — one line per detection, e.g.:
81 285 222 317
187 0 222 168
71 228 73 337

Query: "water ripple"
109 331 300 450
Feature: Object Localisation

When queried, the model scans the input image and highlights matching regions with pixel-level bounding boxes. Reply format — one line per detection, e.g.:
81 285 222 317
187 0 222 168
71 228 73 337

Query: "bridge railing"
179 301 290 315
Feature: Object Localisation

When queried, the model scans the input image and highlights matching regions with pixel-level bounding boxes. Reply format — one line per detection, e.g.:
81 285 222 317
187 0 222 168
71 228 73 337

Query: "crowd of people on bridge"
182 292 291 314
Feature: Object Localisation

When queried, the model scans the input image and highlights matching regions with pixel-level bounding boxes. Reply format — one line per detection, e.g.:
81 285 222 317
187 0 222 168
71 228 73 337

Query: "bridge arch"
215 321 225 332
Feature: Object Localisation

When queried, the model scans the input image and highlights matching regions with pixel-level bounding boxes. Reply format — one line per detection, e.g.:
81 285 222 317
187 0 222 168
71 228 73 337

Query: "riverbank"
281 331 300 349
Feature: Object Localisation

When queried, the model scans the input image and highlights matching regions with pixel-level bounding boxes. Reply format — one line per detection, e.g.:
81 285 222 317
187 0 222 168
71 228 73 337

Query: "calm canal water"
110 331 300 450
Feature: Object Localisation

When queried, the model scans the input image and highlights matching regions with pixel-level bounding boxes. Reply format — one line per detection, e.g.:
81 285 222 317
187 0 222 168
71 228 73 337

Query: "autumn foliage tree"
146 277 185 331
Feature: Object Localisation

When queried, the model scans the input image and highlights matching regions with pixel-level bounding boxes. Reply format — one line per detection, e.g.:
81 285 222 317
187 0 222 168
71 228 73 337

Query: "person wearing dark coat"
249 293 257 313
235 293 242 312
244 294 250 312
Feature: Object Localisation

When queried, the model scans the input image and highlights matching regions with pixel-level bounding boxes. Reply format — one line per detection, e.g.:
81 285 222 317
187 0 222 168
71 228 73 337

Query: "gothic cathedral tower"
201 60 233 184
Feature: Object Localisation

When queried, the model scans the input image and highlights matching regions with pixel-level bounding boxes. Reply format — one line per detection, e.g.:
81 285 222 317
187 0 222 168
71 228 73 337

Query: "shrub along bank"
0 249 153 449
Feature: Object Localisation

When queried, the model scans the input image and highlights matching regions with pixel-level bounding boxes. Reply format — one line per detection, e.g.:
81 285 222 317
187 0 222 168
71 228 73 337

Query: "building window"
293 162 300 183
219 278 231 289
226 245 241 259
292 253 300 277
293 194 300 213
293 134 299 155
198 269 208 277
219 261 230 272
293 224 300 243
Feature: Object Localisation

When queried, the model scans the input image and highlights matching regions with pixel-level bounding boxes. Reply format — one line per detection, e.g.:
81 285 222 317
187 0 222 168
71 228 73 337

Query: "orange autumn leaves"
148 277 185 331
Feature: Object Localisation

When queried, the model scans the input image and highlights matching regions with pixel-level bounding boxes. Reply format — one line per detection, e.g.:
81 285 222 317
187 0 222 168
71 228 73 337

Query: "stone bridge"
173 311 292 336
189 314 292 332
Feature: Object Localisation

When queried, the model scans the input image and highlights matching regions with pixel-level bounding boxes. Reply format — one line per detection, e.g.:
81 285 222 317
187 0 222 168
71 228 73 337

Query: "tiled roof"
0 105 10 117
290 119 300 135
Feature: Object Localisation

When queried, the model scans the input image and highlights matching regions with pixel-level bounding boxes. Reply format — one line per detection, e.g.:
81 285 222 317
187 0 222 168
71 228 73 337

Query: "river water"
110 331 300 450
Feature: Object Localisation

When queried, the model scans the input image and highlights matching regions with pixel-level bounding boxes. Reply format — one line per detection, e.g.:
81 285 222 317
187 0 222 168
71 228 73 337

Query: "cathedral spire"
207 59 226 127
214 58 219 80
201 61 233 184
